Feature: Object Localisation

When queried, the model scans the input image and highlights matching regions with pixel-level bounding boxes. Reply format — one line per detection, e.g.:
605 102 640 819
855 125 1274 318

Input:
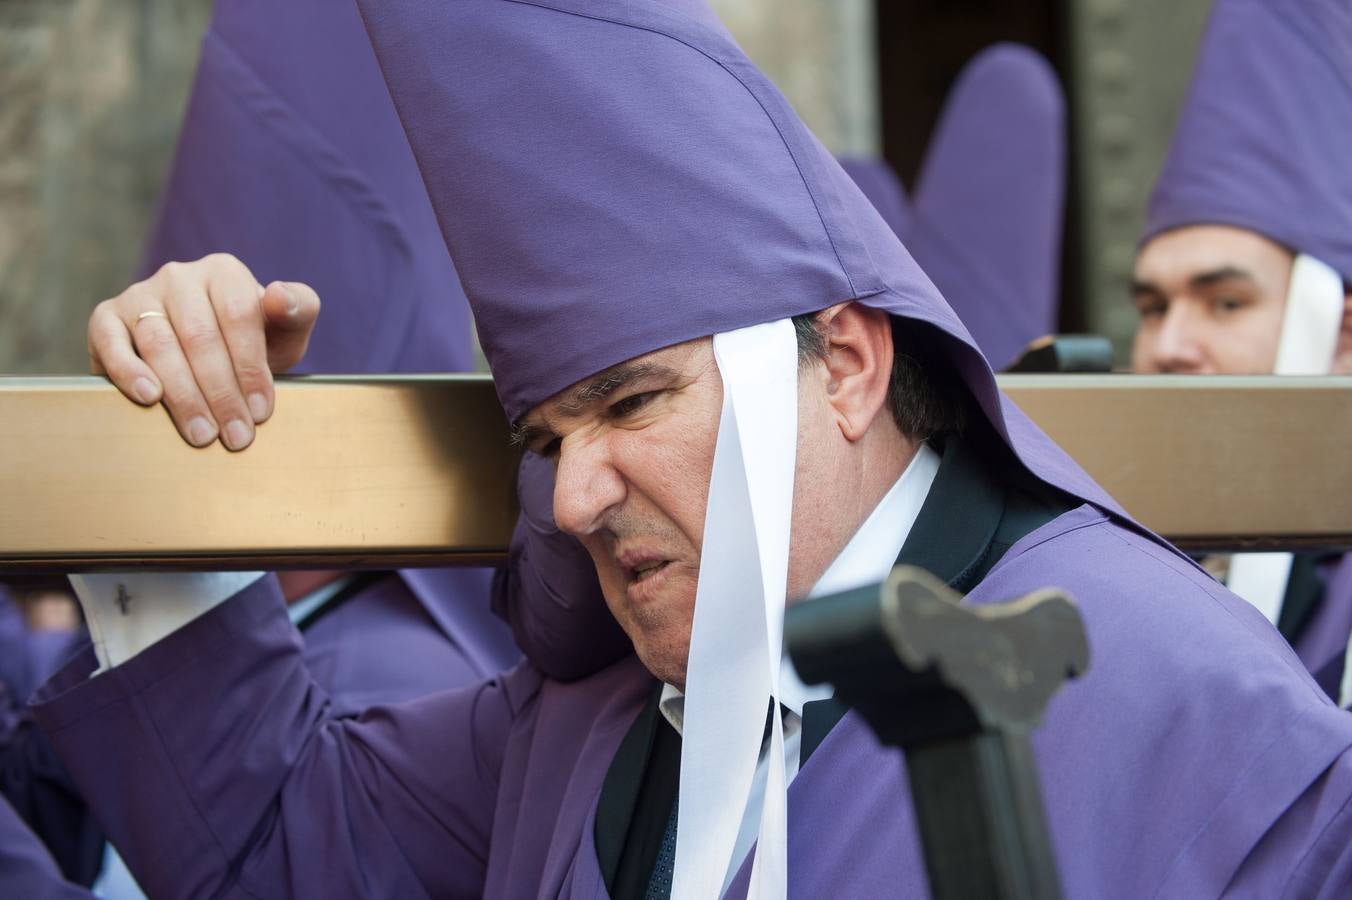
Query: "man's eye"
1214 296 1249 314
1134 298 1167 320
609 391 658 420
529 436 562 459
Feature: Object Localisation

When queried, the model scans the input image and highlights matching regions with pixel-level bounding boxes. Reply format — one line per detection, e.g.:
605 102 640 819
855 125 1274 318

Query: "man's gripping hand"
87 253 321 451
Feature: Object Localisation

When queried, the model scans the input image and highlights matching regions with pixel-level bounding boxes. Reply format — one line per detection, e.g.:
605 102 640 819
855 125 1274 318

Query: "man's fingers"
84 256 308 451
161 282 257 451
129 312 220 447
259 281 321 373
88 299 162 405
206 266 274 424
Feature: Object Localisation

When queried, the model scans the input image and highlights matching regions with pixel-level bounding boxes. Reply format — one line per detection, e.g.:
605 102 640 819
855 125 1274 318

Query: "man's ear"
816 302 895 441
1333 290 1352 375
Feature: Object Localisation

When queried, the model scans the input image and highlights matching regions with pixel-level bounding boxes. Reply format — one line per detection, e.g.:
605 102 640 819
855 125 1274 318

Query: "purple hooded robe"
841 44 1066 372
134 0 587 687
28 1 1352 897
1142 0 1352 683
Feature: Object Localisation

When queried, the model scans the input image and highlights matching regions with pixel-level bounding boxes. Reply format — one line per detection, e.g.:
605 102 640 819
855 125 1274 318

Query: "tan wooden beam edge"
2 374 1350 571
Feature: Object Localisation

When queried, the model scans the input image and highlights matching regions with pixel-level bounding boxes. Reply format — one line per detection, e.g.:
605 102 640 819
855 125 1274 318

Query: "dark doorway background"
874 0 1084 332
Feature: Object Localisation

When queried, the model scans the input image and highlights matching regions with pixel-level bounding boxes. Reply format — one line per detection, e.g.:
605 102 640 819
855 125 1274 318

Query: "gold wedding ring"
135 311 168 324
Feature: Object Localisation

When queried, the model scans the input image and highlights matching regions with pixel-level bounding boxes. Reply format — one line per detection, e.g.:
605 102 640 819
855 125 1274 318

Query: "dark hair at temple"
792 312 969 442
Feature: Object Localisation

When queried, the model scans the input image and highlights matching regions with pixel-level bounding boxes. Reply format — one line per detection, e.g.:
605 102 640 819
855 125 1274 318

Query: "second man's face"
1130 224 1293 374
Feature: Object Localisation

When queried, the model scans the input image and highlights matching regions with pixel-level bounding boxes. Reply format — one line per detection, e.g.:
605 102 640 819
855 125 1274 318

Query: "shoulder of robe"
974 508 1345 715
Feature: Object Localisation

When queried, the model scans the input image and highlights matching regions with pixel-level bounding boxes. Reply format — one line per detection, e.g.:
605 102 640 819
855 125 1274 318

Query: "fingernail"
222 419 252 451
132 377 158 404
282 284 299 316
187 416 216 447
247 392 269 422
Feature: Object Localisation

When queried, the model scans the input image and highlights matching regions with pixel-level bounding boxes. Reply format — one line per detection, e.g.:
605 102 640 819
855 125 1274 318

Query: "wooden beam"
0 376 518 571
1 374 1349 571
999 374 1352 552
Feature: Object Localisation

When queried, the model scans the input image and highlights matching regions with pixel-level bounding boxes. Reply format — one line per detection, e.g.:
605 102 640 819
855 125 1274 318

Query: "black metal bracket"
786 565 1090 900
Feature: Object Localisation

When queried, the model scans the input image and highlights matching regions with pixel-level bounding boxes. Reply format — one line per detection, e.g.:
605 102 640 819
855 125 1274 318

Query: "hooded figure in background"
28 1 1352 898
1132 0 1352 701
840 43 1066 372
137 0 617 692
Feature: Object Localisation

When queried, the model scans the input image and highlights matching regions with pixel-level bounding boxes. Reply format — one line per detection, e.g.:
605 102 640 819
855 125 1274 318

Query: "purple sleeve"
0 794 92 899
0 685 104 887
492 452 631 680
1220 747 1352 897
31 576 535 900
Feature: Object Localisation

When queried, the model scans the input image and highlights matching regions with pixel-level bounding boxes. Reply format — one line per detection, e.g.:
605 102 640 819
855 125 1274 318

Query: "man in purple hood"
29 1 1352 897
1132 0 1352 702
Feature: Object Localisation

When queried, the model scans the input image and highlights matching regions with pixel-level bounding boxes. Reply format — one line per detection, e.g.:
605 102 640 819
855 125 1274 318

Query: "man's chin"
630 635 690 690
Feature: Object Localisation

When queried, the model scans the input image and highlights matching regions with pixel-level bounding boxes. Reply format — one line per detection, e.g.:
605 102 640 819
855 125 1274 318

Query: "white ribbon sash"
1274 253 1343 375
671 319 797 900
1231 254 1345 696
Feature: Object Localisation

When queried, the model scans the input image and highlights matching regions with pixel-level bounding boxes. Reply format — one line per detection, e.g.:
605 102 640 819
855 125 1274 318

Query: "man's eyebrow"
508 360 682 447
556 362 679 415
1130 278 1163 297
1189 266 1255 289
509 421 549 448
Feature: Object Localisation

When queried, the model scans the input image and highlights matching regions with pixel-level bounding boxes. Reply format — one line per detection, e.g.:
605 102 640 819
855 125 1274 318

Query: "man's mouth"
616 547 674 586
629 559 670 583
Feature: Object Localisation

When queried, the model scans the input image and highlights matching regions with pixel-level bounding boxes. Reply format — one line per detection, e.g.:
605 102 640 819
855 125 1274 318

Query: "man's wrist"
69 572 266 674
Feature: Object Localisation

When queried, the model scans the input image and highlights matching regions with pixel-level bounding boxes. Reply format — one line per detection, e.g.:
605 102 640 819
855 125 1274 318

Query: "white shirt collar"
659 442 941 735
285 575 356 626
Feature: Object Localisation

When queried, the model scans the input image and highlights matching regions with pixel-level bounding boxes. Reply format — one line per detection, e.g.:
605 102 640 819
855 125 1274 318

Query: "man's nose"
552 435 626 536
1151 306 1208 374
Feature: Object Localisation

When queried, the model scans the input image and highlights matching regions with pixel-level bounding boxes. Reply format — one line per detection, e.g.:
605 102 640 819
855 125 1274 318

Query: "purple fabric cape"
904 43 1065 371
0 796 91 900
300 574 519 715
28 508 1352 897
1142 0 1352 284
490 452 630 681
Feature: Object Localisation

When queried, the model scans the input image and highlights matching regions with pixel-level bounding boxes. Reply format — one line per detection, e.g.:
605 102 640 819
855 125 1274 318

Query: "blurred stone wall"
709 0 879 156
1068 0 1211 359
0 0 211 374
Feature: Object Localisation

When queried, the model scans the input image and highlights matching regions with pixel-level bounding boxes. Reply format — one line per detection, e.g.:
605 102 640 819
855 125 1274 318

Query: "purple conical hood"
141 0 475 375
357 0 1134 524
907 44 1066 371
1144 0 1352 284
839 157 911 239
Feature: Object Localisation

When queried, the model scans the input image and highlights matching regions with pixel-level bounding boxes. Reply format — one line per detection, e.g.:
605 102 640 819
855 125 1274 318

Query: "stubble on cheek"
590 549 700 686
